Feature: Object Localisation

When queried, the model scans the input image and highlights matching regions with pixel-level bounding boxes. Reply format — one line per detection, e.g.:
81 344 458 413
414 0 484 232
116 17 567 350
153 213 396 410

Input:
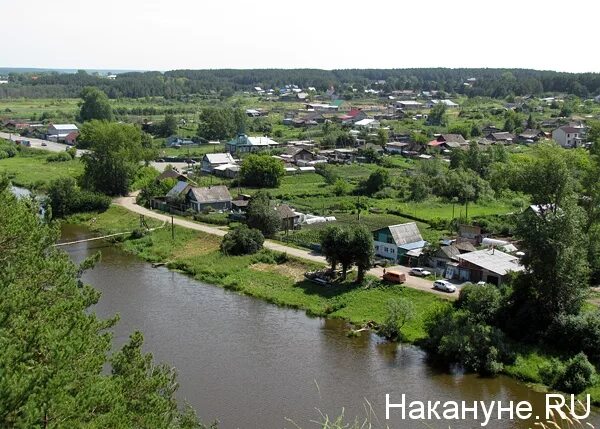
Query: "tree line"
2 68 600 99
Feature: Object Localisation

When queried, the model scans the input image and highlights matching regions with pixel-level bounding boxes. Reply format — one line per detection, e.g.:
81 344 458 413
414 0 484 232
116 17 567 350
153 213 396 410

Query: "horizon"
2 0 599 73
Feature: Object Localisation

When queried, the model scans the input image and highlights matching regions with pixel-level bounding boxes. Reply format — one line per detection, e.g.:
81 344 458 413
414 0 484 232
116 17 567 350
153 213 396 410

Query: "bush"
47 151 73 162
47 177 111 218
379 299 415 340
541 353 596 394
220 225 264 255
548 312 600 363
424 307 513 375
456 284 502 324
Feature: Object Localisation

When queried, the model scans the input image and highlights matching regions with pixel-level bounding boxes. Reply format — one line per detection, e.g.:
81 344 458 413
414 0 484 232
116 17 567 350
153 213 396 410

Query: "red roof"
340 108 363 120
428 140 444 146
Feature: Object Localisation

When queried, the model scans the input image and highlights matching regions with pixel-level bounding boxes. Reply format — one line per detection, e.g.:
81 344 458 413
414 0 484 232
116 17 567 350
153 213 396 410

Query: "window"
375 245 379 250
390 248 395 254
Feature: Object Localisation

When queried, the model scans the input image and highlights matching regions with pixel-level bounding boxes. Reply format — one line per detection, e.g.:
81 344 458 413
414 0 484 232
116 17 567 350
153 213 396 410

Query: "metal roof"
458 249 525 276
377 222 423 246
188 185 232 204
204 153 235 164
49 123 78 131
166 181 190 198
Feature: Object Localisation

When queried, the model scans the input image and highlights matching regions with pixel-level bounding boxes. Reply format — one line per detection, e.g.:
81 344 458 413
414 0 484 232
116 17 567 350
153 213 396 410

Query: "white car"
410 267 432 277
433 280 456 293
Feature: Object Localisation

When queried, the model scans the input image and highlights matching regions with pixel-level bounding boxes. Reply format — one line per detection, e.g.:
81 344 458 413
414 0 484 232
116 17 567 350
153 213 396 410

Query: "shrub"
47 177 111 217
548 312 600 364
542 353 596 394
456 284 502 324
220 225 264 255
47 151 73 162
379 299 415 340
424 307 513 375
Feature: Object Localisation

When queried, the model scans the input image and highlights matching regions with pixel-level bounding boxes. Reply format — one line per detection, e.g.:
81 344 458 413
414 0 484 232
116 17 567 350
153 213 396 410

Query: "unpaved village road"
114 195 458 298
0 132 87 157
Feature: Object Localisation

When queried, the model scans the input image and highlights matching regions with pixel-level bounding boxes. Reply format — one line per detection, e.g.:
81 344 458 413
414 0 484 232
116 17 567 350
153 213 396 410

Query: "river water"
60 224 598 429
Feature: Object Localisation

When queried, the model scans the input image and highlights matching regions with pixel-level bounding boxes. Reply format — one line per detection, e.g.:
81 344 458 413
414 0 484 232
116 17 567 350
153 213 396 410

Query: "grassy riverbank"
68 205 600 404
69 205 449 342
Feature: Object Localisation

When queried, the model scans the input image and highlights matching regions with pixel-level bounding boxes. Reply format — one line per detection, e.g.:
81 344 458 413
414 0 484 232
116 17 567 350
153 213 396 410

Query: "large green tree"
79 121 148 196
196 107 244 141
246 191 280 237
78 86 114 122
240 154 285 188
0 179 207 428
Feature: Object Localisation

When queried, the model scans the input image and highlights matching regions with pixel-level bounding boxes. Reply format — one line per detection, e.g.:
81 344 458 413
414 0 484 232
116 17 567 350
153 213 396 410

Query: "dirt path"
113 195 456 298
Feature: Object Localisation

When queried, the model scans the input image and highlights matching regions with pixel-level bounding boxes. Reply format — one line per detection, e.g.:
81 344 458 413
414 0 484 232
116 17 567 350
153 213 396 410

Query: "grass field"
0 149 83 189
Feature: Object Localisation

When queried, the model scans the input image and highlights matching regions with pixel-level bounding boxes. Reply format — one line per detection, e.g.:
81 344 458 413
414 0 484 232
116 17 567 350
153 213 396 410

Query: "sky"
1 0 599 73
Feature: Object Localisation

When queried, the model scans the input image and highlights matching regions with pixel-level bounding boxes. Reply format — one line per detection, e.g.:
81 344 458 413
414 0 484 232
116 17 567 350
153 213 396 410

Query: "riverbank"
67 205 600 405
67 206 448 342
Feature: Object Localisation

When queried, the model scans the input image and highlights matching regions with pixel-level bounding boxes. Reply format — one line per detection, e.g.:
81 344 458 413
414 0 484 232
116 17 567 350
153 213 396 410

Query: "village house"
447 248 525 286
339 108 367 124
394 100 423 110
458 224 483 245
156 168 191 183
64 131 79 145
354 118 380 129
426 99 459 108
426 244 461 274
552 125 585 148
186 185 232 212
517 129 545 142
157 182 232 213
226 134 279 154
166 136 195 147
276 204 300 232
372 222 426 264
487 132 515 143
428 134 467 150
281 147 316 164
47 123 79 142
201 153 236 173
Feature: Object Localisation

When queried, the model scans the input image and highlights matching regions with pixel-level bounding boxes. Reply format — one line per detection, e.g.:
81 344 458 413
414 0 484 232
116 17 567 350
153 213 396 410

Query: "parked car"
410 267 431 277
41 142 47 146
433 280 456 293
382 270 406 284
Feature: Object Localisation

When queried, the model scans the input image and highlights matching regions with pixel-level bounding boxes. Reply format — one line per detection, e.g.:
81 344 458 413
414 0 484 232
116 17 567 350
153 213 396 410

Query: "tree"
78 86 113 122
427 103 447 126
159 114 178 137
380 299 416 340
220 225 264 255
79 120 148 196
47 176 111 217
240 154 285 188
351 225 374 282
321 225 343 271
332 178 351 196
246 191 280 237
361 168 390 194
0 181 207 428
508 197 590 334
196 107 238 141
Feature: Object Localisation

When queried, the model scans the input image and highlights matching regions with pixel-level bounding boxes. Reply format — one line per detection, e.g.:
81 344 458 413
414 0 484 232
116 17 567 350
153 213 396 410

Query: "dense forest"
1 68 599 99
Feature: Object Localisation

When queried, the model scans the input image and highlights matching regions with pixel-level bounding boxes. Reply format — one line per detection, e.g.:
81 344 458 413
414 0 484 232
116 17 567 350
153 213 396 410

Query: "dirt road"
114 195 456 297
0 132 87 157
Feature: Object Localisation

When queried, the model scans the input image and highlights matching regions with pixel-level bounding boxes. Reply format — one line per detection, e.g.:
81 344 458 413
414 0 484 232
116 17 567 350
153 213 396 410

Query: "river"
60 224 598 429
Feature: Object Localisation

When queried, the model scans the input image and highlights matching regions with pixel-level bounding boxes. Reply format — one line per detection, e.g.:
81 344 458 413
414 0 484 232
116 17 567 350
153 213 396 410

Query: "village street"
114 195 459 298
0 131 87 156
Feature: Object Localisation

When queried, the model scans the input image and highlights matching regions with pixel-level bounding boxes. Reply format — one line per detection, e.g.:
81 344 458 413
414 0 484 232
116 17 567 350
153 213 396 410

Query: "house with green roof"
226 133 279 154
